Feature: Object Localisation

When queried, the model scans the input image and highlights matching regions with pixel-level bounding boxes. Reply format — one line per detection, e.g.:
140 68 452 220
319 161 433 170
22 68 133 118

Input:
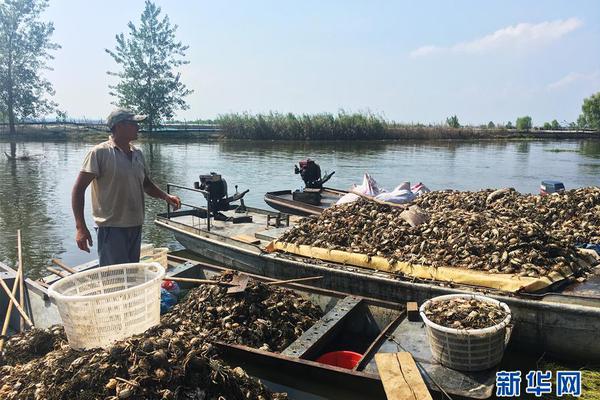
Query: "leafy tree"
106 1 192 132
580 92 600 130
577 113 588 129
446 115 460 128
550 119 560 130
487 121 495 129
543 122 552 130
506 121 514 129
516 116 532 131
0 0 59 157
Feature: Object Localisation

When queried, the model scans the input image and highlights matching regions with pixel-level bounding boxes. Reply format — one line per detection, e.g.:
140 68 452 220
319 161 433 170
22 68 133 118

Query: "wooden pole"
51 259 77 275
0 277 33 328
46 267 68 278
266 276 323 286
0 273 20 352
164 276 236 286
17 230 25 331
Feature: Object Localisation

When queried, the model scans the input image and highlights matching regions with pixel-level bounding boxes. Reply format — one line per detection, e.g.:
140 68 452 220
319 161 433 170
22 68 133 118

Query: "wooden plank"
407 302 420 322
231 234 261 245
375 352 432 400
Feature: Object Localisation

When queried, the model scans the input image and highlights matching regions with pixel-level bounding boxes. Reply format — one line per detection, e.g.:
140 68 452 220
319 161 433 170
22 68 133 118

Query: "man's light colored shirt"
80 138 147 227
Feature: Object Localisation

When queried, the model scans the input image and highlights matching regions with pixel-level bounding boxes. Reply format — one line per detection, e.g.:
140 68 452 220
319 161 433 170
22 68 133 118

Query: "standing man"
72 108 181 266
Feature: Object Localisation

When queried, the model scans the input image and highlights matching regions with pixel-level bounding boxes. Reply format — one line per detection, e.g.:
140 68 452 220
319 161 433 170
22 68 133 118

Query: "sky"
43 0 600 125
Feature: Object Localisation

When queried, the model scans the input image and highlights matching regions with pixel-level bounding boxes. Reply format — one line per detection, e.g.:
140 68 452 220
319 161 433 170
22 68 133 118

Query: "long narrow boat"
0 257 496 399
154 200 600 362
264 187 348 216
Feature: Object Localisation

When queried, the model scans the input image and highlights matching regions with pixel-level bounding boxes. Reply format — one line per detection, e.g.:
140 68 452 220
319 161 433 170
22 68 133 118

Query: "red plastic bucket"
316 351 362 369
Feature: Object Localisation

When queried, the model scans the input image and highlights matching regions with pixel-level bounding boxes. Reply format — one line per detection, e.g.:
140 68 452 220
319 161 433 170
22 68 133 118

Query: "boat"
264 187 348 216
154 183 600 362
0 256 497 399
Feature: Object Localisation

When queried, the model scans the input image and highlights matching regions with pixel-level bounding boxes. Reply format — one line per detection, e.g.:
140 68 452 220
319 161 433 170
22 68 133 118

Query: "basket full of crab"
419 294 512 371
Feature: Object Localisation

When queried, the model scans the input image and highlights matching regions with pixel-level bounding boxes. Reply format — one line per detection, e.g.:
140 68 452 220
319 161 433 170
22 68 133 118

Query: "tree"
487 121 495 129
580 92 600 130
0 0 59 157
106 1 192 133
516 116 532 131
446 115 460 128
506 121 514 129
550 119 560 130
543 122 552 130
577 113 588 129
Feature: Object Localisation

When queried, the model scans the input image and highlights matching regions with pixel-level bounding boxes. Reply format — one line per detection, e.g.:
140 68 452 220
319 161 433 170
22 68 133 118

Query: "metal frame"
166 183 212 231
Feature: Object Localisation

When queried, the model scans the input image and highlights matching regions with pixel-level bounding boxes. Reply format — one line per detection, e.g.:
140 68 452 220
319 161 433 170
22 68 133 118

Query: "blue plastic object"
160 288 178 314
578 243 600 256
161 280 181 298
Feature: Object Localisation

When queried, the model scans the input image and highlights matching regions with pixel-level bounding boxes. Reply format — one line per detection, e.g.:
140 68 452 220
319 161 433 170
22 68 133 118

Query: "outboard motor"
294 159 323 189
194 172 249 219
197 173 229 212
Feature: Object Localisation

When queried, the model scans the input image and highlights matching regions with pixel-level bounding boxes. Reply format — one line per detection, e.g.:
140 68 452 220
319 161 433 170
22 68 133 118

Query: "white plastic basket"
141 247 169 269
47 263 165 350
419 294 512 371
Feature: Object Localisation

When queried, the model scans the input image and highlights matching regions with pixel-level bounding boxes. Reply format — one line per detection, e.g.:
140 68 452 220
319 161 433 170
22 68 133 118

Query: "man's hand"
165 194 181 210
76 227 93 252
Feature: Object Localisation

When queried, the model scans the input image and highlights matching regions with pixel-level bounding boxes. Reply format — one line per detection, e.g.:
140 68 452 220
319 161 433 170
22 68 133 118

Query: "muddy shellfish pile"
423 297 508 330
0 273 323 400
280 188 600 278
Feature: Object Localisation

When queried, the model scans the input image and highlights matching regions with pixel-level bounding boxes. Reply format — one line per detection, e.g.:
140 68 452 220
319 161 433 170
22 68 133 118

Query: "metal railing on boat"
166 183 212 231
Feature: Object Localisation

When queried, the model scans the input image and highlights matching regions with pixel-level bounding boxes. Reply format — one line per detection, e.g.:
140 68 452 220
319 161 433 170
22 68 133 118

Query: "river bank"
0 122 598 142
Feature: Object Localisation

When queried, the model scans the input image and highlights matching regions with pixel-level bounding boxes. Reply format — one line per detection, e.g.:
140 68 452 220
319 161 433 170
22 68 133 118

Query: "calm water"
0 137 599 278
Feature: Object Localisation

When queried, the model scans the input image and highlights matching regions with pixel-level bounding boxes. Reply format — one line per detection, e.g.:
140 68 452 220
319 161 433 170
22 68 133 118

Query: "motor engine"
195 173 229 212
294 159 323 189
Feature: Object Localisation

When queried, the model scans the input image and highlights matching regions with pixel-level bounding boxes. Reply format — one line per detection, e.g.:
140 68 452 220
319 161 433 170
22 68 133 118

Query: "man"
72 108 181 266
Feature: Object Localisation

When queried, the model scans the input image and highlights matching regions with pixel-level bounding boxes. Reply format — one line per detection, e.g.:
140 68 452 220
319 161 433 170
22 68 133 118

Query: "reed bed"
216 113 597 140
217 112 389 140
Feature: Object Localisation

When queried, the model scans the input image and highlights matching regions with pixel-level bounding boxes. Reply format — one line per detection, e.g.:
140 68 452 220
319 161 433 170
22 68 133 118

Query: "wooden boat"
264 187 348 216
154 195 600 362
0 256 497 399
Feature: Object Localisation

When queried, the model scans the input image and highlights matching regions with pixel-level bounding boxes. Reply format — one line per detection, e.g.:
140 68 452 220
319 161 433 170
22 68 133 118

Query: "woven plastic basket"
141 247 168 269
420 294 512 371
48 263 165 349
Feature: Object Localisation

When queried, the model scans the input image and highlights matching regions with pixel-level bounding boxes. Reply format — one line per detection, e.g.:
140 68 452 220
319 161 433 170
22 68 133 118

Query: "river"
0 137 599 278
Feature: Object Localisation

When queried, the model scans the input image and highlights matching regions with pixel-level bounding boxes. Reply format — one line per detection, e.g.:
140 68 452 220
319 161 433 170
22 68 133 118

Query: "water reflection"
0 155 65 279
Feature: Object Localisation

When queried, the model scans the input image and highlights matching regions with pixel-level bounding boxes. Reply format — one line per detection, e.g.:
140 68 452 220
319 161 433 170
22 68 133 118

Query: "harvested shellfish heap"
0 273 324 400
423 297 508 330
161 271 323 352
280 187 600 278
0 326 66 367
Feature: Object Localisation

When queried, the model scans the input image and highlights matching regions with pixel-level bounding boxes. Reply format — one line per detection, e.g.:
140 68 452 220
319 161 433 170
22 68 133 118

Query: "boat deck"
270 190 344 209
168 207 299 245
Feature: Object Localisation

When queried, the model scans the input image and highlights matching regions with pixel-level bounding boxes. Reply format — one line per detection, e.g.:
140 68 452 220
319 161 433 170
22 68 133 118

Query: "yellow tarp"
266 241 574 293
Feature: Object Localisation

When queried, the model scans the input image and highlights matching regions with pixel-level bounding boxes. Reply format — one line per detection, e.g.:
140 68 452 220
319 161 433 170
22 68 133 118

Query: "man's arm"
72 171 96 252
143 176 181 210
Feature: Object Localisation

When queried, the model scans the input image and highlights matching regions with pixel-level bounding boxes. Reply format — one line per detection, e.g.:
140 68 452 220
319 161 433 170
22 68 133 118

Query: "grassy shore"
1 114 598 141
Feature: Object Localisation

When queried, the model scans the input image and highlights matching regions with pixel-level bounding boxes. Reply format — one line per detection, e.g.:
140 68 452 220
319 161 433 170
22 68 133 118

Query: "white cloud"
547 70 600 90
410 18 583 58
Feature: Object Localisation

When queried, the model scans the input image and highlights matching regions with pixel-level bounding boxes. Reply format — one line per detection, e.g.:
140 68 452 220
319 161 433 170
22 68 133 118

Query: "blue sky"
44 0 600 125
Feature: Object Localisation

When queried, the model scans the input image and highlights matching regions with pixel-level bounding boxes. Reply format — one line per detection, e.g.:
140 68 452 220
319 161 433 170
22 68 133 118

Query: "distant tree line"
0 0 192 157
443 92 600 131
